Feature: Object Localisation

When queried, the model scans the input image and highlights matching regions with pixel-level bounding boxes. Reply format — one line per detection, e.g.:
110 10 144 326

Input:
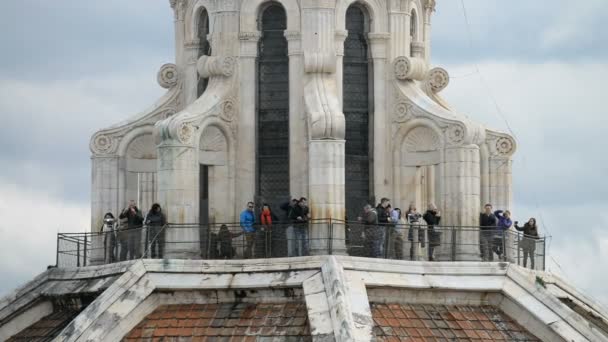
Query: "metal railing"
56 220 546 270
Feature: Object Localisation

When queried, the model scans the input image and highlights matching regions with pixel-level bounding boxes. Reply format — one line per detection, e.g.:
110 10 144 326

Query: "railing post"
517 232 521 266
384 224 390 259
451 226 457 261
542 238 546 271
76 240 80 267
56 234 60 267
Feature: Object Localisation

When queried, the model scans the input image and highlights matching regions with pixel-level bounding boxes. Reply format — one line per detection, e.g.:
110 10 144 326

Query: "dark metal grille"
344 5 371 221
257 4 290 211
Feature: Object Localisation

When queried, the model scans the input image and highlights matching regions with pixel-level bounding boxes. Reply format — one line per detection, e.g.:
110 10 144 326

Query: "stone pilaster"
369 33 390 199
157 142 200 259
335 29 348 109
183 40 201 105
91 156 120 232
286 31 308 199
236 31 261 209
389 11 411 60
442 145 481 261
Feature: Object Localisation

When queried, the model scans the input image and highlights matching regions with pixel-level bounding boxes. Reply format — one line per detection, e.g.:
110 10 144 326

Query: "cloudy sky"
0 0 607 306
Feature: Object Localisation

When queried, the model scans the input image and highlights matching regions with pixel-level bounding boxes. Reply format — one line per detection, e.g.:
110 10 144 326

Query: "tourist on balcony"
145 203 166 259
258 203 278 258
479 204 498 261
423 204 442 261
217 224 242 259
358 204 382 258
119 200 144 260
290 198 310 256
493 210 513 261
514 218 539 269
387 206 404 260
280 198 299 257
240 202 256 258
101 212 118 264
406 204 425 260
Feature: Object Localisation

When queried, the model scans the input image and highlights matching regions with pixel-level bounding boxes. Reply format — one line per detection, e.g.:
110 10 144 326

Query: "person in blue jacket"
493 210 513 261
240 202 256 258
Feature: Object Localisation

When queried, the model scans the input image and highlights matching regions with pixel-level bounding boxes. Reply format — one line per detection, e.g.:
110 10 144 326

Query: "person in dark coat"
289 198 310 256
358 204 382 258
423 204 441 261
119 200 144 260
145 203 167 259
217 224 243 259
479 204 497 261
514 218 540 269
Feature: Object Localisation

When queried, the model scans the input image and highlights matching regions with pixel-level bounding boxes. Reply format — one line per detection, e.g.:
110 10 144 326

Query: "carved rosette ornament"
220 100 236 122
394 57 411 80
157 63 178 89
447 124 466 145
394 101 414 123
92 134 115 154
177 122 195 144
496 137 514 156
427 67 450 93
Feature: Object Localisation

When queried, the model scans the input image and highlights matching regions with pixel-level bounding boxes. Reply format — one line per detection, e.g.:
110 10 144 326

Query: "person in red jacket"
258 204 276 257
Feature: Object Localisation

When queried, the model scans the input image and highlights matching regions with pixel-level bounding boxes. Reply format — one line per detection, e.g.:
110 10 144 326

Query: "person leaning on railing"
514 218 540 269
358 204 381 258
406 204 425 260
289 198 310 256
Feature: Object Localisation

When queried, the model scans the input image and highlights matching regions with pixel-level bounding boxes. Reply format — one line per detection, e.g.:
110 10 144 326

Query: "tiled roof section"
372 303 541 341
7 310 78 342
123 302 312 341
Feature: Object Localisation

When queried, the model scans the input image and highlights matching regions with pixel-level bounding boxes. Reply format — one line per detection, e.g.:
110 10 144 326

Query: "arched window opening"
410 9 418 42
344 4 372 222
256 3 289 214
197 9 211 97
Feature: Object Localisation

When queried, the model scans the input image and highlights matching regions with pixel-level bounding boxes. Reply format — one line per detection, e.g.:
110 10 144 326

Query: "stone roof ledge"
1 257 607 341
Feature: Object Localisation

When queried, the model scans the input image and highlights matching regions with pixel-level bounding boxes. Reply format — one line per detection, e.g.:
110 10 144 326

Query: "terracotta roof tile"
372 303 540 342
124 302 311 340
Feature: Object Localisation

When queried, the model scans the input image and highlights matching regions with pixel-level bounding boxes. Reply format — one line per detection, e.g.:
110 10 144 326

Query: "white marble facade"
90 0 515 258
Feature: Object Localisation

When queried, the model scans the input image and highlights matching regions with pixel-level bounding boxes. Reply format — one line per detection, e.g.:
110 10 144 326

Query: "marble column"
369 33 390 199
236 32 260 212
389 11 410 59
301 0 346 255
442 145 481 261
91 156 120 231
286 31 308 198
157 142 200 259
489 157 513 211
183 41 201 106
335 29 348 109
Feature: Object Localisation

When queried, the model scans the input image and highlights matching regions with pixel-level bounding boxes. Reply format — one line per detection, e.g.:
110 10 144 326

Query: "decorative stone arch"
240 0 300 33
392 119 445 219
409 0 422 42
116 125 158 214
196 119 236 223
336 0 388 33
185 1 208 43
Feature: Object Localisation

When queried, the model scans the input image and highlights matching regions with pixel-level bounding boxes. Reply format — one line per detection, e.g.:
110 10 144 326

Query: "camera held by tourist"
423 204 441 261
119 200 144 261
145 203 167 259
240 202 256 258
479 204 498 261
514 218 540 269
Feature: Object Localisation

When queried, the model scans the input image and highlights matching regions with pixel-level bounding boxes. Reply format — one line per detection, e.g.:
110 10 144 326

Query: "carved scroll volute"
197 55 236 79
303 52 345 140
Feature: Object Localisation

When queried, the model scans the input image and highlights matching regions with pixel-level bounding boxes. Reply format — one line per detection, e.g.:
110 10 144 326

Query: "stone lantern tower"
90 0 516 259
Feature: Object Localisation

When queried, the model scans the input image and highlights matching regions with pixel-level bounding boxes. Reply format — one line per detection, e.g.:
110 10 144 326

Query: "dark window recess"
257 4 290 213
344 5 371 221
197 9 211 98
